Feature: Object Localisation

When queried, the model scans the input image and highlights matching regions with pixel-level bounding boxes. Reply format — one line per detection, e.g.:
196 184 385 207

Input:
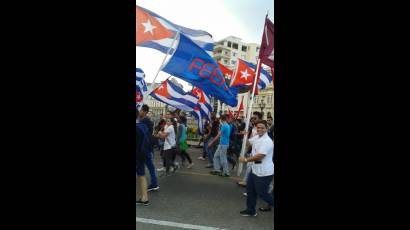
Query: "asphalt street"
136 146 274 230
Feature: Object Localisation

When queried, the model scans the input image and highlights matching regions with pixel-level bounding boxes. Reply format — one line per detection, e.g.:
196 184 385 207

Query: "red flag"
258 16 274 69
231 59 255 87
218 63 234 79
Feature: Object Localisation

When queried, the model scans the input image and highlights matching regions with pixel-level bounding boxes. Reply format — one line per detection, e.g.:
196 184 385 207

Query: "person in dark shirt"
206 116 220 168
136 108 149 205
138 104 159 192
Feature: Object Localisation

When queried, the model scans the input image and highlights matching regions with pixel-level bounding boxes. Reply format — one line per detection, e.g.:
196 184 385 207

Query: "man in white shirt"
156 118 177 176
238 120 274 217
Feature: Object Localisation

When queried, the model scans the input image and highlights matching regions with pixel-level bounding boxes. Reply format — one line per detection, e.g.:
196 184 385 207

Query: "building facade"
213 36 260 69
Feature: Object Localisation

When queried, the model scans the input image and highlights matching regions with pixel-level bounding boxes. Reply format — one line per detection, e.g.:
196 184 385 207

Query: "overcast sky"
136 0 274 90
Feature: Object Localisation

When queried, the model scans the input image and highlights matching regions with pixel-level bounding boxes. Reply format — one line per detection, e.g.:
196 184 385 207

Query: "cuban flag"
150 80 198 112
136 68 147 109
244 60 273 90
191 87 213 121
191 106 204 135
231 59 272 90
231 58 256 88
162 33 238 107
136 5 214 56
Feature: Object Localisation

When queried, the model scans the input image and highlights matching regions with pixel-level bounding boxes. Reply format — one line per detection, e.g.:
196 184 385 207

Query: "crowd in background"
136 105 274 217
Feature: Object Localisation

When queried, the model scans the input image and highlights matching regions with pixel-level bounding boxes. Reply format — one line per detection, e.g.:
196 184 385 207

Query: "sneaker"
156 167 165 172
171 165 179 173
209 171 220 175
243 192 247 197
219 173 230 177
259 207 272 212
240 210 257 217
198 156 206 161
237 181 247 187
187 163 194 169
147 185 160 192
136 199 149 206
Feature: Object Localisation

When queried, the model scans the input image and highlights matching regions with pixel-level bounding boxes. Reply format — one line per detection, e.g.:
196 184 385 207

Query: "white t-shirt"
163 125 176 150
251 126 258 138
249 133 274 177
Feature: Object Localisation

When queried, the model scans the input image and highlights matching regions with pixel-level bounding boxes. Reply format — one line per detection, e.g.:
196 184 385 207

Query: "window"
224 51 229 55
227 41 232 47
242 46 247 52
267 95 272 105
232 52 236 57
231 60 237 65
224 59 228 64
232 43 238 49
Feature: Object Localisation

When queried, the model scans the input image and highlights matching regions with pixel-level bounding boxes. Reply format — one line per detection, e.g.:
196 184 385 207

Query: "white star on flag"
240 69 251 80
142 19 157 35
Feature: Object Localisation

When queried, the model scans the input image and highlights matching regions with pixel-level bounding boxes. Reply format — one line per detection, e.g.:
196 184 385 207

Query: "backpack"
136 122 151 163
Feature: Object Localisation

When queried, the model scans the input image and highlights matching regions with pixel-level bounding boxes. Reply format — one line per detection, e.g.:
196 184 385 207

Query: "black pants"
172 148 186 163
180 150 192 164
246 171 274 214
164 149 176 173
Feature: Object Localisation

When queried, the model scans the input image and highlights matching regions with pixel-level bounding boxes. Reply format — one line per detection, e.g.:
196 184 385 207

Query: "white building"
213 36 260 69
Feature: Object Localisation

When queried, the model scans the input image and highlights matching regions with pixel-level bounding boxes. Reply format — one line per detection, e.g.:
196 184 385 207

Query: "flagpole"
149 31 180 94
237 58 262 176
149 74 173 96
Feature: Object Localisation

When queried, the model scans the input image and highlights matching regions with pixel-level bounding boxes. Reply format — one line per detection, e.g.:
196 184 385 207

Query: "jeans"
145 152 158 187
213 145 229 175
202 139 209 158
246 171 274 214
206 137 216 165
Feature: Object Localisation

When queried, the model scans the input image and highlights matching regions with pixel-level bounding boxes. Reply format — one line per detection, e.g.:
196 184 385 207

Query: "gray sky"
136 0 274 90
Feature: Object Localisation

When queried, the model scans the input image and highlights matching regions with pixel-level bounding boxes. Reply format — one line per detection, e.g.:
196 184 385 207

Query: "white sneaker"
157 167 165 172
187 163 194 169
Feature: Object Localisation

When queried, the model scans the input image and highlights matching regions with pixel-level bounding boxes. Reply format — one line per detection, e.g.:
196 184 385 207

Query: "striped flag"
150 80 198 112
191 87 213 121
136 68 148 109
136 5 214 56
191 106 204 135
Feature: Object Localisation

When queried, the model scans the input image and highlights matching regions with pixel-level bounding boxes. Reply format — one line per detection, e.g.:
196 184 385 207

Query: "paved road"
136 146 274 230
